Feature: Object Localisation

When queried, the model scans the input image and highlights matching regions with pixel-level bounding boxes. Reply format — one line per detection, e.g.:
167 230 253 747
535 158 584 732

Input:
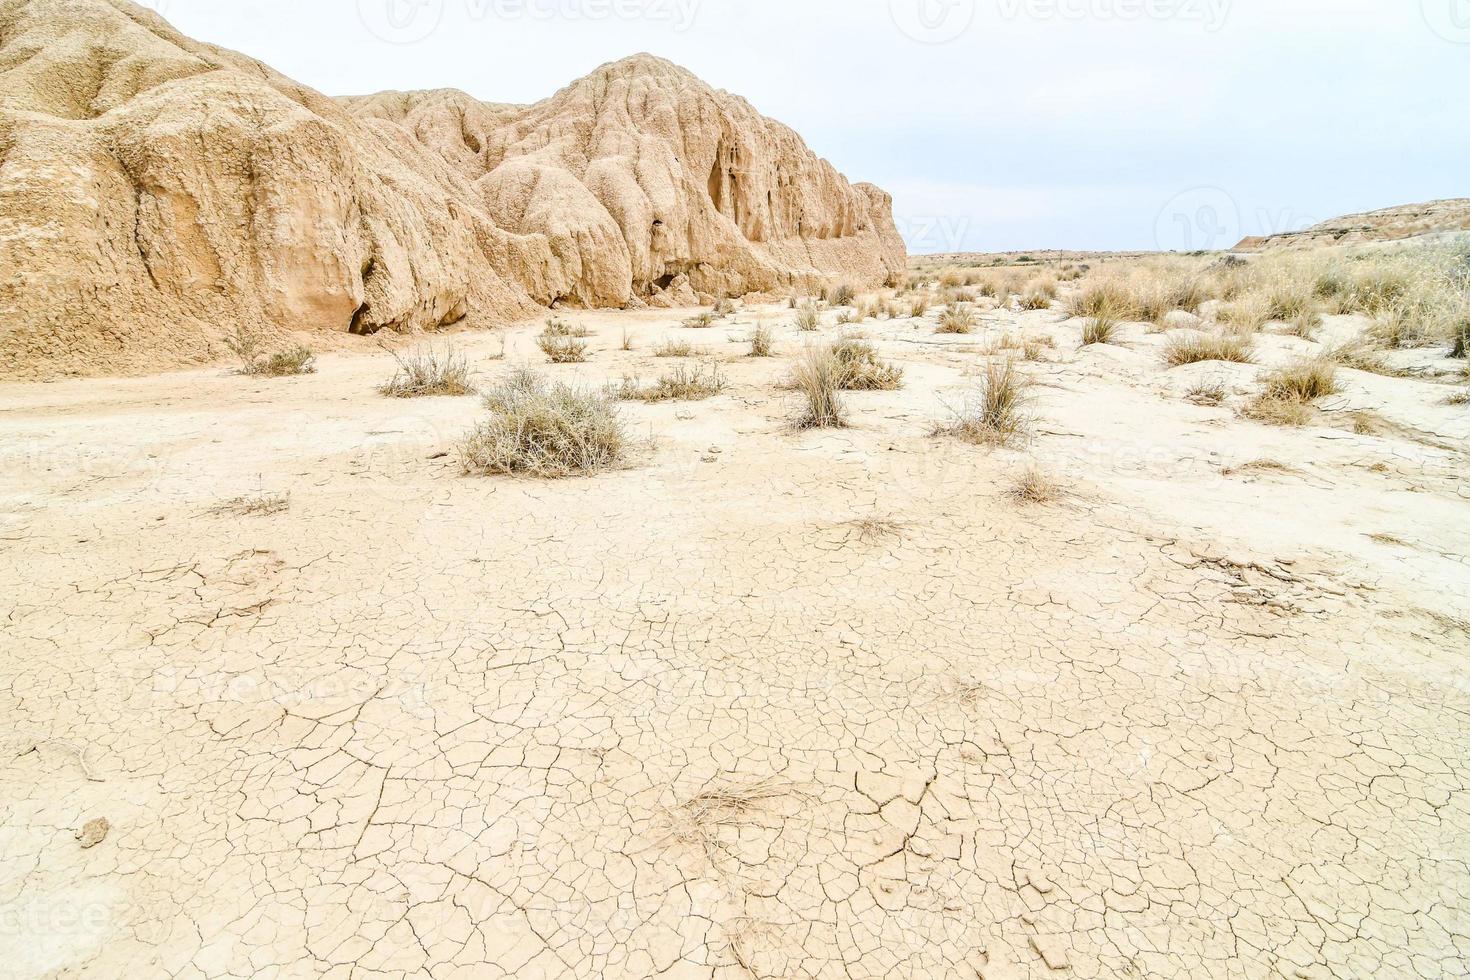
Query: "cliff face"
0 1 905 378
346 54 907 308
1235 199 1470 251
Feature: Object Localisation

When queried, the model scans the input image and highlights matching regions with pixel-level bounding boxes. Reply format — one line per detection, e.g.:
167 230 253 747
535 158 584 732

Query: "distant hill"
1236 199 1470 251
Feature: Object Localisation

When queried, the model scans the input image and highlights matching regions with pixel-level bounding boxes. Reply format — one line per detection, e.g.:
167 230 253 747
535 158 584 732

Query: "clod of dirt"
76 817 110 849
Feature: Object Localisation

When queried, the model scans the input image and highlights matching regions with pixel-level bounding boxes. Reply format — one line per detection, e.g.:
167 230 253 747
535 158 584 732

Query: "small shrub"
683 311 717 329
791 347 847 428
1066 280 1137 321
1325 340 1392 375
1218 295 1270 334
379 343 473 398
1081 311 1120 346
1242 393 1314 427
824 282 856 307
749 323 774 357
1186 381 1228 406
1162 332 1255 366
225 324 315 377
653 339 696 358
1265 282 1318 323
542 317 592 338
1005 464 1064 505
461 370 626 477
619 362 727 402
1262 359 1338 402
223 324 267 371
713 298 737 317
1019 290 1054 311
830 337 903 390
933 358 1032 447
795 303 822 332
538 335 588 363
249 345 316 377
908 295 931 318
937 303 978 335
1447 389 1469 406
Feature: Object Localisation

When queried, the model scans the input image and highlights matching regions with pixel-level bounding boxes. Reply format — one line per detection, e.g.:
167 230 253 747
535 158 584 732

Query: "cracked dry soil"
1 303 1468 979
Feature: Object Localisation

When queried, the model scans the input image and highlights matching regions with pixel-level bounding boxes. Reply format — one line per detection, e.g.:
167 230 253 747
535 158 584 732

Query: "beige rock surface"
0 0 903 380
1236 198 1470 251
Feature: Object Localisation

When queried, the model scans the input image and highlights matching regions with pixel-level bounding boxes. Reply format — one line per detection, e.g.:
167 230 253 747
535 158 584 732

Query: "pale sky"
148 0 1467 253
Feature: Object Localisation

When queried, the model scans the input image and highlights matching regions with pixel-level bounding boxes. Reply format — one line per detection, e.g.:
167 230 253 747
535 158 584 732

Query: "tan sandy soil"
2 301 1468 978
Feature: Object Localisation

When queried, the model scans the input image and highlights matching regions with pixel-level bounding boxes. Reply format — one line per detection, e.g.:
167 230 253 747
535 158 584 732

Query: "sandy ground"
2 301 1468 979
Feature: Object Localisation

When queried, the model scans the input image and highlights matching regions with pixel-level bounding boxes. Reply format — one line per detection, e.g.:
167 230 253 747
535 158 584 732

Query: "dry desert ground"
3 258 1469 979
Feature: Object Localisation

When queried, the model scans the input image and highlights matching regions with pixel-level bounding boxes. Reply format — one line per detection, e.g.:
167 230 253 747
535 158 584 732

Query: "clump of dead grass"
1162 332 1255 366
749 323 774 358
460 369 626 477
795 302 822 332
936 303 978 335
659 776 804 856
1081 310 1121 346
379 343 473 397
1241 359 1338 427
618 362 727 402
1004 464 1064 504
542 317 591 338
933 358 1033 447
653 339 697 358
210 493 290 517
225 325 316 377
537 334 588 363
1186 380 1229 406
830 336 904 390
791 346 847 428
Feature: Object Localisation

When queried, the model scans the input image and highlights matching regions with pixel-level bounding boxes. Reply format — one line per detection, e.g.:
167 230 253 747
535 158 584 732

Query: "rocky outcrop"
0 0 904 379
1235 199 1470 251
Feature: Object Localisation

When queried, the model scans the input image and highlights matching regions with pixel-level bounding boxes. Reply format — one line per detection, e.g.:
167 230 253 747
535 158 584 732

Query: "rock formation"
1235 199 1470 251
0 0 904 378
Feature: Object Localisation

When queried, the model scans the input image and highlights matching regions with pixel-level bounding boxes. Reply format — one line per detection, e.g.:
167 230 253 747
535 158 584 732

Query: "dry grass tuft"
379 343 473 397
795 302 822 332
1447 389 1470 406
1004 464 1064 504
1262 358 1339 402
749 323 774 358
936 303 978 335
653 339 697 358
1222 458 1296 477
542 317 592 338
211 493 290 517
249 345 317 377
1162 332 1255 366
461 370 626 477
791 346 847 428
618 362 727 402
659 776 804 856
830 337 904 390
1066 280 1138 321
933 359 1033 447
841 517 909 543
1081 310 1121 346
824 282 856 307
908 295 931 318
226 326 317 377
1186 380 1229 406
683 311 716 329
537 334 588 363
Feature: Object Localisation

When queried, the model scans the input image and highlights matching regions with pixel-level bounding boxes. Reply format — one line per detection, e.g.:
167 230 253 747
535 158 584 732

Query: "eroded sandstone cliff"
0 0 904 378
